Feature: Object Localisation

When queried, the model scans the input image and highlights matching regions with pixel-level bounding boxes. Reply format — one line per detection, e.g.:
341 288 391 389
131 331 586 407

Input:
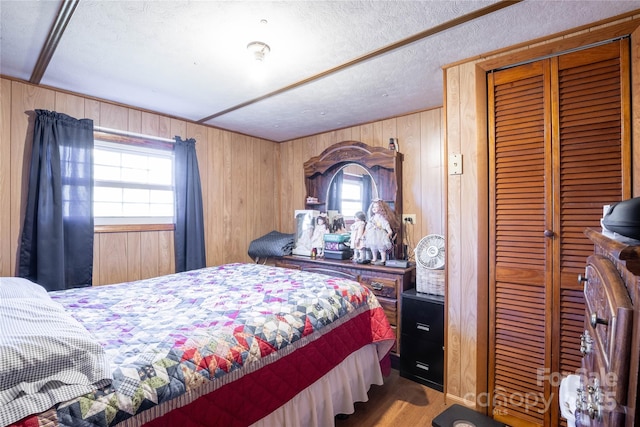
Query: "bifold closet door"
489 59 553 426
488 39 630 426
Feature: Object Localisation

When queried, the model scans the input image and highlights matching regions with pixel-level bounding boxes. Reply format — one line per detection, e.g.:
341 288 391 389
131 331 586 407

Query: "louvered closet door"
553 42 629 385
489 59 553 427
488 39 629 427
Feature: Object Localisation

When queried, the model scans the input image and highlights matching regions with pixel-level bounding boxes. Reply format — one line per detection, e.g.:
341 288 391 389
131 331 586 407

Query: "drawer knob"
590 313 608 329
371 281 384 291
578 274 588 284
416 322 431 332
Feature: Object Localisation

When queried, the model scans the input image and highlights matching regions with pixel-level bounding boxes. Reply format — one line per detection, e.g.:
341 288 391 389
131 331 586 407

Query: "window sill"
94 224 175 233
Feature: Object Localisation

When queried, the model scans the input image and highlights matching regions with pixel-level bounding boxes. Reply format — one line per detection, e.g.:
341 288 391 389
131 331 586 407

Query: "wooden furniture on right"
579 228 640 427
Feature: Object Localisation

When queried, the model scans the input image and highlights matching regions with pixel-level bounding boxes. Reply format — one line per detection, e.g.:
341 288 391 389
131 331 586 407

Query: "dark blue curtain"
19 110 94 291
362 174 373 214
174 137 206 272
327 169 343 212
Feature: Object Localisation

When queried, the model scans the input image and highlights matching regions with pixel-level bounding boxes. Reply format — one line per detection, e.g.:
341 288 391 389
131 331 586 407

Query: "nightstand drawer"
377 296 397 327
400 337 444 389
361 276 398 299
402 297 444 344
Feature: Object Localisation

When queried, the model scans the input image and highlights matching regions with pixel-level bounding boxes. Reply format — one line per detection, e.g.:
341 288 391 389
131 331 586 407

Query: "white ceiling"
1 1 638 142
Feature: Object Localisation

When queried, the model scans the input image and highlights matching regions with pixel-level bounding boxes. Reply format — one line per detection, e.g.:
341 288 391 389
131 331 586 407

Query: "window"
340 174 364 217
93 134 174 226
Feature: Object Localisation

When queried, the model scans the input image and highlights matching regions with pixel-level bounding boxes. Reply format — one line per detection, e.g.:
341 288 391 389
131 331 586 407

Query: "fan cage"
415 235 445 296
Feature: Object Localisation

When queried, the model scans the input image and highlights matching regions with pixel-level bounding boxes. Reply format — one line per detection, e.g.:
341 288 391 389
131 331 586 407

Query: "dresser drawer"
402 296 444 344
361 276 398 299
377 296 397 327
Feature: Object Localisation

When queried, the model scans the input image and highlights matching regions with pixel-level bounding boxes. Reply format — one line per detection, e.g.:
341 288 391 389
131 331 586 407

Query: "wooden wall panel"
141 111 159 136
84 99 100 122
256 139 277 236
55 92 85 118
420 109 445 237
458 61 481 404
98 232 128 285
158 231 174 276
445 65 463 401
228 134 248 262
99 103 128 129
93 234 101 286
278 142 296 234
128 109 141 134
1 79 11 275
206 127 225 265
140 232 160 279
126 232 141 282
397 113 421 256
1 78 279 283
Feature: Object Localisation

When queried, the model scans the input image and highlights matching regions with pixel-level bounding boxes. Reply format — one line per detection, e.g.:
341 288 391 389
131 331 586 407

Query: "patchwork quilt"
11 263 394 427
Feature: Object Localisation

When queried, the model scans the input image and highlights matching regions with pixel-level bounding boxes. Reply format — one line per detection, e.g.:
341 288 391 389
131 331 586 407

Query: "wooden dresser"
275 255 415 357
580 228 640 426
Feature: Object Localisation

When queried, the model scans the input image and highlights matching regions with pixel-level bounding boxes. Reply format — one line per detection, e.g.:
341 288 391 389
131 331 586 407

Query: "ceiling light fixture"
247 41 270 62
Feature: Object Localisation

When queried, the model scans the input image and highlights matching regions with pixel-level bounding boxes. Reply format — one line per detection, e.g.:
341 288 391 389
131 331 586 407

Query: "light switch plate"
449 153 463 175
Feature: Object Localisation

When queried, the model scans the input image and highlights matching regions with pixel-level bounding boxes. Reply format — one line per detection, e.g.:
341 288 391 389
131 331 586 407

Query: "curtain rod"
94 126 176 144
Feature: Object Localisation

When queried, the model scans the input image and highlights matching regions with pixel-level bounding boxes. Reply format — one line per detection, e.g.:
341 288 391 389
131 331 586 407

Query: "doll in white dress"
311 214 330 256
363 199 398 265
349 211 367 262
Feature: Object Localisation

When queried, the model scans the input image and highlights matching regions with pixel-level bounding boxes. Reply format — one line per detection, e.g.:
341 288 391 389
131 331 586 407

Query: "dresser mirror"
303 140 403 258
325 163 378 217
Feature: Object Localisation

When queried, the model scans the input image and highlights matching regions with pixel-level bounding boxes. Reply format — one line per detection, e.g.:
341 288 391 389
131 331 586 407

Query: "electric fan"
414 234 445 295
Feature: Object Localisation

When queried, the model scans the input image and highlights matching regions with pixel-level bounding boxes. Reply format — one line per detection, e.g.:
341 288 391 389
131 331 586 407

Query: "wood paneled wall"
0 79 279 284
443 12 640 411
277 109 445 256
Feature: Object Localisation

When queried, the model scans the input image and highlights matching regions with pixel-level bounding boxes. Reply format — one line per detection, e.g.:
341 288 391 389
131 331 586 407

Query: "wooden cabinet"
579 229 640 427
275 255 415 357
400 289 444 391
487 39 630 425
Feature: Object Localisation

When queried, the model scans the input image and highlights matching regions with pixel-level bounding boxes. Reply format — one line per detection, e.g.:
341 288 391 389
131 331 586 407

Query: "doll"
363 199 399 265
349 211 367 262
311 214 330 256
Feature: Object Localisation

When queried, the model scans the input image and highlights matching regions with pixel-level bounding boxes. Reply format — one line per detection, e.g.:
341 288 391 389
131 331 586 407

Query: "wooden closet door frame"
488 37 632 426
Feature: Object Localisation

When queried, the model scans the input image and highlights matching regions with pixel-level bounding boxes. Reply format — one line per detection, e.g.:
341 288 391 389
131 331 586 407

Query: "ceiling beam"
30 0 80 84
198 0 523 123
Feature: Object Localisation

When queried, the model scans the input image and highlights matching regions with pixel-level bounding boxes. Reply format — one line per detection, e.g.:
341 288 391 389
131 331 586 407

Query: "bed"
1 263 394 427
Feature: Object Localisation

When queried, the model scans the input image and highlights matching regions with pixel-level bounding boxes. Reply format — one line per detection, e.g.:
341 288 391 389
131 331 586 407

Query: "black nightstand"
400 288 444 391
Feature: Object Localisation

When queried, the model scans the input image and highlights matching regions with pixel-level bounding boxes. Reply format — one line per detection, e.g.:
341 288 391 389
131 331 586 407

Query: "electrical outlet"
402 214 416 224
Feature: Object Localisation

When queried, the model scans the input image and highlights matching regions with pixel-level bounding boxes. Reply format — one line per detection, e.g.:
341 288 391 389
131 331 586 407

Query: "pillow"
0 285 112 426
0 277 49 299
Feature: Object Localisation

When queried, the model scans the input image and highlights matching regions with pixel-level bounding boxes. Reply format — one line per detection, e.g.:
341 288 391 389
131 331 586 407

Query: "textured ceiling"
1 1 638 142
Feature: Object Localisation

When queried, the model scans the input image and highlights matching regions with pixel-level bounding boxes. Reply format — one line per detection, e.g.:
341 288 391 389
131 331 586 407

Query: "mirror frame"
303 140 404 259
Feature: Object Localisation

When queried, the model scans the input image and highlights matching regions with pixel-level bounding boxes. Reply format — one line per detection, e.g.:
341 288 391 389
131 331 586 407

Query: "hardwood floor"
334 369 448 426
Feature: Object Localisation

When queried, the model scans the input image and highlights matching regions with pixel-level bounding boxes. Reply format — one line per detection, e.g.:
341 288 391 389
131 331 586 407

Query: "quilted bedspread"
12 263 394 427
